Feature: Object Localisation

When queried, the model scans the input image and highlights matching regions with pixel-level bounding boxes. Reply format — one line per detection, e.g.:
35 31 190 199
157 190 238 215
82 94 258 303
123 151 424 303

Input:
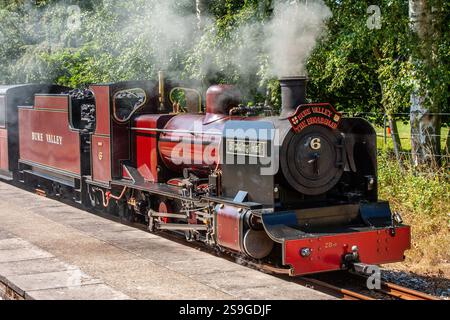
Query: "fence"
340 111 450 175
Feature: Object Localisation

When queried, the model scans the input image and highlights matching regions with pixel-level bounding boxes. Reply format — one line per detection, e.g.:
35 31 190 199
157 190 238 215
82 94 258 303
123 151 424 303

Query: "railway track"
140 228 439 301
79 202 443 301
295 273 439 300
27 188 441 301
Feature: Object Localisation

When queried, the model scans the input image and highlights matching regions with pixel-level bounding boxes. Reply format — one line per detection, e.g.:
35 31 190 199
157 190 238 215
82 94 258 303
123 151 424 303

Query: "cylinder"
243 229 274 259
279 76 308 118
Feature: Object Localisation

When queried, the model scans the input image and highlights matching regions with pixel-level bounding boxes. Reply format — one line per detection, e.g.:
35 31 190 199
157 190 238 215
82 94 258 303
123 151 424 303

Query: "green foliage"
307 0 415 123
379 152 450 216
375 120 450 154
378 151 449 265
0 0 448 120
184 0 269 102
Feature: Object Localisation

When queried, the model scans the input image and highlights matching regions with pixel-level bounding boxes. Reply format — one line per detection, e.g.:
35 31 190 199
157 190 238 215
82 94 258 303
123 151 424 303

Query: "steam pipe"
158 71 165 111
94 186 128 208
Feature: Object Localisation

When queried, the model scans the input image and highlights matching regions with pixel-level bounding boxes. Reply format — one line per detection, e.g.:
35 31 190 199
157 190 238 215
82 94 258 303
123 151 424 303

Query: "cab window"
169 87 202 113
113 88 146 123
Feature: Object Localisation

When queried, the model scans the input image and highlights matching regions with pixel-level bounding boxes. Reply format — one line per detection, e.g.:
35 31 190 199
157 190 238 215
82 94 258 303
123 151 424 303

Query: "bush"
378 152 450 270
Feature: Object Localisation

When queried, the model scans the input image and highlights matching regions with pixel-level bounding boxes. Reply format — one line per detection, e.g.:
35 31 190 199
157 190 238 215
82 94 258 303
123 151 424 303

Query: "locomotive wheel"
87 186 101 208
185 230 194 242
148 200 173 232
148 216 156 232
158 201 172 224
281 125 344 195
118 200 134 223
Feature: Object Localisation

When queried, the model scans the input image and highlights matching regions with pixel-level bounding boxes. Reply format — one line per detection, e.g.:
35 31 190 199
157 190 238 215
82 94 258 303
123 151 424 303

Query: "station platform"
0 182 334 300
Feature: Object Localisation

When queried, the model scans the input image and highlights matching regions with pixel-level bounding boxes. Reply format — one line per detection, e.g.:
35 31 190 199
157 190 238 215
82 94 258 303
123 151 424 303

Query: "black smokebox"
279 76 308 118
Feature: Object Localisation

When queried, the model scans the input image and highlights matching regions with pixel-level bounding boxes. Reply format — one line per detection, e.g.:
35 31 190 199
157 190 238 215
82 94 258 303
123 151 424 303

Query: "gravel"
381 268 450 299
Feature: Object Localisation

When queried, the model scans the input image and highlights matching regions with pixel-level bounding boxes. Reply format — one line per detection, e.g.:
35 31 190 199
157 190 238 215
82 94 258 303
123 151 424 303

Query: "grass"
378 152 450 277
375 121 449 152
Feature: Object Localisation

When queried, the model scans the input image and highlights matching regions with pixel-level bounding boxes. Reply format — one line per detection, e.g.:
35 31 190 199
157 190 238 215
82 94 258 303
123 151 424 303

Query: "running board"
23 169 75 188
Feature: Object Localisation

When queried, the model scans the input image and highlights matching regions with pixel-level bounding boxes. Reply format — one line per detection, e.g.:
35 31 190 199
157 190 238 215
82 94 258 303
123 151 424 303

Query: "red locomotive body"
156 85 247 174
158 114 223 173
284 226 411 275
0 85 68 181
0 126 7 174
19 95 82 176
1 76 411 276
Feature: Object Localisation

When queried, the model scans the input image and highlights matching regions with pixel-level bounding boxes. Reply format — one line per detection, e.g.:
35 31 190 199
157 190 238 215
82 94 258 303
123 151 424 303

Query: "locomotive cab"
69 89 97 132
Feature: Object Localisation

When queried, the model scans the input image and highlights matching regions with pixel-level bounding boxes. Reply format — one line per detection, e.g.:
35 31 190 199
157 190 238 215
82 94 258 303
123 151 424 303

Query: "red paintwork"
158 114 227 173
91 86 110 135
216 205 242 252
135 85 250 175
90 85 112 184
112 124 130 178
284 226 411 276
91 135 111 183
18 96 81 175
122 166 132 180
0 128 8 171
134 115 173 182
35 96 68 111
156 85 243 173
159 201 172 224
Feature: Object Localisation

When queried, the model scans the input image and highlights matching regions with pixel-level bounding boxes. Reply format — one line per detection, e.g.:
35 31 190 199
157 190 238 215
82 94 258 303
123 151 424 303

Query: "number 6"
310 138 321 150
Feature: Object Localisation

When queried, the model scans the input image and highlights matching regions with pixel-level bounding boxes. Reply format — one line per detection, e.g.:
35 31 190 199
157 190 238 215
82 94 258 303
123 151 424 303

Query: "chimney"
279 76 308 118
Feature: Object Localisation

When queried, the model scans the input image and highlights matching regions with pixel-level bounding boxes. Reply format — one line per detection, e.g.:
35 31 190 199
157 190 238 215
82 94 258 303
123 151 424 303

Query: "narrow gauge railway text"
31 132 63 145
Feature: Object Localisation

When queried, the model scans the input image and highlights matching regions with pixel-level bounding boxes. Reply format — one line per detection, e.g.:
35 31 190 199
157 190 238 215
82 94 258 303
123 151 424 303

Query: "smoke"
1 0 331 85
264 0 332 77
189 0 332 84
108 0 208 72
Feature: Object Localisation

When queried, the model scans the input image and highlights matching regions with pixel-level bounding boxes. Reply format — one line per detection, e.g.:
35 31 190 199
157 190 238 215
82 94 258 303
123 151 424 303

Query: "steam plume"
265 0 332 77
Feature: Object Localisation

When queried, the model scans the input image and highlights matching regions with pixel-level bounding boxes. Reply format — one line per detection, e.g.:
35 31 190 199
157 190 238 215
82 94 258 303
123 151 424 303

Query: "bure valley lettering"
288 104 342 133
31 132 63 145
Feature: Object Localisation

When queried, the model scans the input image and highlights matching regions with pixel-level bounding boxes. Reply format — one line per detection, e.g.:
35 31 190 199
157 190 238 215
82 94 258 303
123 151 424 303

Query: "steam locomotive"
0 75 410 276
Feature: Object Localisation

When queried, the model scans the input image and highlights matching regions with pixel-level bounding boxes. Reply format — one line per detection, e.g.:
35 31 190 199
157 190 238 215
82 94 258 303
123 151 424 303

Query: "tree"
408 0 448 167
308 1 412 125
196 0 207 31
0 0 448 151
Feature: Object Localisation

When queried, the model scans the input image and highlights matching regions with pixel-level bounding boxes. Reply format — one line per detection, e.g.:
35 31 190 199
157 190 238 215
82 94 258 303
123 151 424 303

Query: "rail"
294 273 439 300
